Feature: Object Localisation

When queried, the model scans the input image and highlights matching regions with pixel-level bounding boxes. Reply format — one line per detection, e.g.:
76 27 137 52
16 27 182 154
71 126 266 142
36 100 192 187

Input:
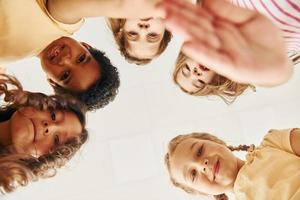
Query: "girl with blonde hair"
0 74 88 194
165 128 300 200
160 0 298 103
173 52 254 104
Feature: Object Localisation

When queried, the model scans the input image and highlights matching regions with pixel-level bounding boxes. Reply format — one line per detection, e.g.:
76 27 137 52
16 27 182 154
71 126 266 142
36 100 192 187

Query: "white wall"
4 17 300 200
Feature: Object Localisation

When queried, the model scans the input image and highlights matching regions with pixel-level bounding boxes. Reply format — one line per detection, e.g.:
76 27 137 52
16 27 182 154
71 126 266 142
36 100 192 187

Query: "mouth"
47 44 65 61
198 64 210 71
213 159 220 181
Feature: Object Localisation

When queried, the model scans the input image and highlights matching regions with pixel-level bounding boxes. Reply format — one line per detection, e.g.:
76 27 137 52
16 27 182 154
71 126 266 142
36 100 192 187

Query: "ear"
81 42 92 50
47 78 59 87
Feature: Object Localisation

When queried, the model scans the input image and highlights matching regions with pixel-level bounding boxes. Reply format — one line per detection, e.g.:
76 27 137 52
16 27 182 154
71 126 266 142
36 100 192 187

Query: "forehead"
169 138 200 180
127 41 160 59
63 111 83 136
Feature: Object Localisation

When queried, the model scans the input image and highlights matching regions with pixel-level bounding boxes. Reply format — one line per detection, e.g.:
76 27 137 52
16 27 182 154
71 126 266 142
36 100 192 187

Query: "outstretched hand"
158 0 293 87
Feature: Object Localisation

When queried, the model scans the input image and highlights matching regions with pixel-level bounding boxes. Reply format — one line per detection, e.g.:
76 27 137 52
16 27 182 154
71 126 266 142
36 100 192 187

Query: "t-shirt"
0 0 84 64
230 0 300 54
234 128 300 200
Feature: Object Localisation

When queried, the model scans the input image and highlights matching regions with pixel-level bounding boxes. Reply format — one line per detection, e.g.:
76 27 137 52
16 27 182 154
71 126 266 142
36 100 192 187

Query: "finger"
159 0 215 32
160 2 221 48
182 41 237 81
163 15 221 48
163 0 215 21
214 20 248 58
202 0 257 23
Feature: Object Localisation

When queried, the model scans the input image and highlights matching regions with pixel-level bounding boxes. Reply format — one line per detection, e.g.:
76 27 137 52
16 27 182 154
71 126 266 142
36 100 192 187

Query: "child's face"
169 137 239 195
39 37 101 92
176 58 216 93
10 107 83 157
123 18 165 59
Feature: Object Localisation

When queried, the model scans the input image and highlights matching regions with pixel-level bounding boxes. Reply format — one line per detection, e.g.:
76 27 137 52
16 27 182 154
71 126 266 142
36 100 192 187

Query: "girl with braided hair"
165 128 300 200
0 74 88 194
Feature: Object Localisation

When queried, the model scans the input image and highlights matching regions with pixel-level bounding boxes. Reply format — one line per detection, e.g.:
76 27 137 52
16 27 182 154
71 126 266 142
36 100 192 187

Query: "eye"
77 54 86 63
60 70 70 81
126 31 139 40
148 32 158 38
197 145 203 157
54 135 60 146
191 169 197 182
184 64 190 71
128 31 138 36
50 111 56 121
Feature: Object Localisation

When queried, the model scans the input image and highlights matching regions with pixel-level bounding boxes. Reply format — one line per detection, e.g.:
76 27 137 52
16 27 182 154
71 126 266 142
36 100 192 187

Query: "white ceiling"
4 17 300 200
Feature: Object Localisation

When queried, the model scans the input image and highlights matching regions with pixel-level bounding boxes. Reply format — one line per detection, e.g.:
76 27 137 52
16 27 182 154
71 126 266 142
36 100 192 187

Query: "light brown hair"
173 52 255 104
165 132 251 200
107 18 172 65
0 74 88 194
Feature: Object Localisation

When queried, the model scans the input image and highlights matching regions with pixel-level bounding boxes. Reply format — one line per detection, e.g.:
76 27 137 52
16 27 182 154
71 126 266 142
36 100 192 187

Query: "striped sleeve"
230 0 300 55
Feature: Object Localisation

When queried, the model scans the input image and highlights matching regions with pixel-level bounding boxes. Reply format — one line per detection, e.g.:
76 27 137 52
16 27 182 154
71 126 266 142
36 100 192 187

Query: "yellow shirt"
234 128 300 200
0 0 83 64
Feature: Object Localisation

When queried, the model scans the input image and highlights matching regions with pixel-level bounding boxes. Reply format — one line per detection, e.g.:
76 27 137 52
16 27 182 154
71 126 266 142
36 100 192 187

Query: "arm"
290 129 300 156
159 0 293 87
47 0 162 24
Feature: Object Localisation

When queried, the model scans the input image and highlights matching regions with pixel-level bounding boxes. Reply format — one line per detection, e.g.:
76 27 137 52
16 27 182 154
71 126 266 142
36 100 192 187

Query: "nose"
193 67 202 76
57 52 72 66
201 158 209 173
42 120 58 136
138 22 150 29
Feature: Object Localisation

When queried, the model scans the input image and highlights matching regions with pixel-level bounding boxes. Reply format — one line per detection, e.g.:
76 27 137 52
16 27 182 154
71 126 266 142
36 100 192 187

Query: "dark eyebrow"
63 75 72 85
84 55 91 65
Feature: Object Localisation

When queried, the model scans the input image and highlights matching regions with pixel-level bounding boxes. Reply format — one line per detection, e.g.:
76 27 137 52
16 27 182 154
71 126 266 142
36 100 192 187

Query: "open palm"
160 0 293 86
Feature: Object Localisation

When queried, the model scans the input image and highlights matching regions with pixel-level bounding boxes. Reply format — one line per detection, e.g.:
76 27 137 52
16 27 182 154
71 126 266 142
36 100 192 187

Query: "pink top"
230 0 300 54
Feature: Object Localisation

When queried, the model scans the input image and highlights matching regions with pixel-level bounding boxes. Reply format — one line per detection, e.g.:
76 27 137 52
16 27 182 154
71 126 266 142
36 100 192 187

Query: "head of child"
0 74 88 193
173 52 253 104
38 37 120 111
165 132 247 200
108 18 172 65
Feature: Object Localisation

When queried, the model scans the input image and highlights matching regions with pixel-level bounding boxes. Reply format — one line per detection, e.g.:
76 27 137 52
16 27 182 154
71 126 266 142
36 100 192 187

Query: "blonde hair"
165 132 251 200
107 18 172 65
0 74 88 194
173 52 255 104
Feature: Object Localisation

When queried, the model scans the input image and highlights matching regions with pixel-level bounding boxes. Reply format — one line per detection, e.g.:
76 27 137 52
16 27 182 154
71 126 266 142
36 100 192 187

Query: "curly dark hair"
0 74 88 194
52 47 120 111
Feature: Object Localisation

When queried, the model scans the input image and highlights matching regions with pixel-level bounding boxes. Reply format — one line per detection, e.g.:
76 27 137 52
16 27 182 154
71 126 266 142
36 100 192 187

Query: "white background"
3 17 300 200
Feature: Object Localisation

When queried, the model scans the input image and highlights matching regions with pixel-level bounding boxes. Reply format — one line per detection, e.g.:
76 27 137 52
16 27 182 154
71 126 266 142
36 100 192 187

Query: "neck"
0 120 12 146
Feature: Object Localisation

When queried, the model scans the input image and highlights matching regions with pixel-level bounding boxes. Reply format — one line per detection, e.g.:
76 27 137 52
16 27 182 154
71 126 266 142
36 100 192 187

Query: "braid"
227 144 254 152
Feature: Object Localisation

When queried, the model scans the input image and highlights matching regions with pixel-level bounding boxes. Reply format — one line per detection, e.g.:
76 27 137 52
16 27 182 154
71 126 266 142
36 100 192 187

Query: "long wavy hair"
107 18 172 65
173 52 255 104
0 74 88 194
165 132 251 200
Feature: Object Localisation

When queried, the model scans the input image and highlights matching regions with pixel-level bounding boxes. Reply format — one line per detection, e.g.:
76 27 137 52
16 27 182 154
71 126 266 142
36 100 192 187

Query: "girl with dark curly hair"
0 74 88 194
